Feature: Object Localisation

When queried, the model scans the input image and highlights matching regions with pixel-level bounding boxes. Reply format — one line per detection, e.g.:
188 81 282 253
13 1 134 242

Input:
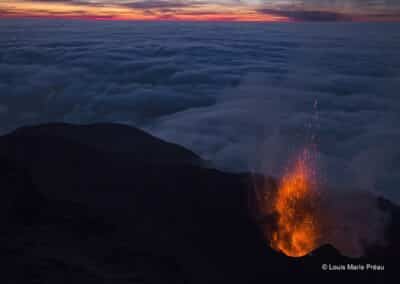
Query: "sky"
1 0 400 22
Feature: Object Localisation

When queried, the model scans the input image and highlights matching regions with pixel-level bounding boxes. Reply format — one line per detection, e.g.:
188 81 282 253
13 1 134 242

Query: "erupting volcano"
258 148 322 257
271 149 320 257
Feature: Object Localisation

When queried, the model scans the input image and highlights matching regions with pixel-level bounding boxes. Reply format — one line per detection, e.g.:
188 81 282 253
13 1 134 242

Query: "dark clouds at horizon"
0 0 400 21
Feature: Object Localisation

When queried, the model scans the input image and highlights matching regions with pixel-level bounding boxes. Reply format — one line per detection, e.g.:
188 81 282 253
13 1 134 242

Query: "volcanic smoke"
254 145 388 258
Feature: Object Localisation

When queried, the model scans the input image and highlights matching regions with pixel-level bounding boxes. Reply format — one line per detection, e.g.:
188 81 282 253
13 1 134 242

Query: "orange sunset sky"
1 0 400 22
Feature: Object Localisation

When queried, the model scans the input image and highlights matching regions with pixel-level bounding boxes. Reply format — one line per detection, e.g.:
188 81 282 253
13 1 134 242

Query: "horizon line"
2 15 400 23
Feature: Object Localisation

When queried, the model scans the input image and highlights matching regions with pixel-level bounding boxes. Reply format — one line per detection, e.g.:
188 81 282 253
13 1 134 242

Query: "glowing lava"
270 149 320 257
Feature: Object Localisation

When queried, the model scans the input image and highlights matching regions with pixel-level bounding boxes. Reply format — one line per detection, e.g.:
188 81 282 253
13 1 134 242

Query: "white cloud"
0 20 399 202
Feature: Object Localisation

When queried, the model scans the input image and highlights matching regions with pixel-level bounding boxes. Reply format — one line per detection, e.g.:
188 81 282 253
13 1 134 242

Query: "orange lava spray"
270 148 321 257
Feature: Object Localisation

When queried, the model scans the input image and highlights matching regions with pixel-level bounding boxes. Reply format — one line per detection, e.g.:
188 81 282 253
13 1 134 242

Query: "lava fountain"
257 148 322 257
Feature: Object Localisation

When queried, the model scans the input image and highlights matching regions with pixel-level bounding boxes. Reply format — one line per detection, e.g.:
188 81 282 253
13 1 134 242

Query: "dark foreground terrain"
0 123 396 283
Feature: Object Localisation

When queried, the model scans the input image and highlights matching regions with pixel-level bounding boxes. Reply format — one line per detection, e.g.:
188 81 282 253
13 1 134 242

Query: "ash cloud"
0 20 400 203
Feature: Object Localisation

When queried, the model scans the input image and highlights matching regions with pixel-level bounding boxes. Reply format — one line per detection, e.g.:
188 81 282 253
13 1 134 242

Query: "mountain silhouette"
0 123 395 283
10 122 203 165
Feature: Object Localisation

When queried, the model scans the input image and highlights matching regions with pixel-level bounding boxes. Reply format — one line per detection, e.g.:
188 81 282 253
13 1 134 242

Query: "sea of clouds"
0 19 399 201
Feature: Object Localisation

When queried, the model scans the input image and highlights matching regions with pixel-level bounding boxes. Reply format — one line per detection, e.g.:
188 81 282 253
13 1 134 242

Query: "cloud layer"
0 20 400 202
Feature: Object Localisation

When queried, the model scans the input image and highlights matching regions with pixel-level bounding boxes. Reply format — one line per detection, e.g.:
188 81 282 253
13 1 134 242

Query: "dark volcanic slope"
10 122 202 166
0 123 393 284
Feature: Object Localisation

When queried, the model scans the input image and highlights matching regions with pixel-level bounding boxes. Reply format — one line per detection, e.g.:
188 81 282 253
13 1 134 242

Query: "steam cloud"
318 190 389 257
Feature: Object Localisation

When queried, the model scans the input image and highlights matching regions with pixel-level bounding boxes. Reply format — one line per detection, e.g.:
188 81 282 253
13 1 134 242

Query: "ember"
268 148 321 257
